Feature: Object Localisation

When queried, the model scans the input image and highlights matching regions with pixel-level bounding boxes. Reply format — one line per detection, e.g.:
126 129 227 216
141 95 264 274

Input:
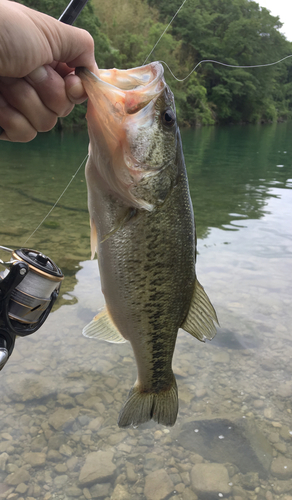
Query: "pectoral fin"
82 307 127 343
182 279 218 342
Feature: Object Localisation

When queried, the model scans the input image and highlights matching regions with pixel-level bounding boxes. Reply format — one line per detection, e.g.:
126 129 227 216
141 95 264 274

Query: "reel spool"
0 246 63 370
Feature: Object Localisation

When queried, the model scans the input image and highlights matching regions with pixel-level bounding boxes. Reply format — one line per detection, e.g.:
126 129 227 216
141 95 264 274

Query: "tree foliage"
147 0 292 124
19 0 292 127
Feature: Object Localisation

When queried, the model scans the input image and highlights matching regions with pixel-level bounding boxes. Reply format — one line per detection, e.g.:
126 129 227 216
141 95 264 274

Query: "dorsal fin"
181 279 218 342
83 307 127 344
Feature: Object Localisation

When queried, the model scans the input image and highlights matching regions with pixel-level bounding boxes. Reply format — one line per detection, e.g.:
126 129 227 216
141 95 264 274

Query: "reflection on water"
0 123 292 499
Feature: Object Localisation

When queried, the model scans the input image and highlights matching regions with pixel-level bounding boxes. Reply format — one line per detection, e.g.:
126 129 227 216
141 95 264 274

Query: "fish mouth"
76 63 168 211
76 62 166 114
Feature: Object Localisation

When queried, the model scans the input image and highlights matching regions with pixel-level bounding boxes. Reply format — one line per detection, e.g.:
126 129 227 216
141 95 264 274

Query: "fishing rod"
0 0 89 372
58 0 89 24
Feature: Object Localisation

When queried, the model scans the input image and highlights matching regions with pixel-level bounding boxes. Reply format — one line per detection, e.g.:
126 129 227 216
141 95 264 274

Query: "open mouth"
76 62 166 114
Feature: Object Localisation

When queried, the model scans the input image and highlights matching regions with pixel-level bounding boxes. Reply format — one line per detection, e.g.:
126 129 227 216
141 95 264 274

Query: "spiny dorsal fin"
181 279 219 342
82 307 127 344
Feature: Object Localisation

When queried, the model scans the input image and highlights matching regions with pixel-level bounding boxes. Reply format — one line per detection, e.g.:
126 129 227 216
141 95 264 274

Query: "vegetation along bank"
19 0 292 127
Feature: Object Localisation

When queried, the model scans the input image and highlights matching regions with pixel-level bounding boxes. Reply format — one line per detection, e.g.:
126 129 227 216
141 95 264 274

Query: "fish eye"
162 109 176 127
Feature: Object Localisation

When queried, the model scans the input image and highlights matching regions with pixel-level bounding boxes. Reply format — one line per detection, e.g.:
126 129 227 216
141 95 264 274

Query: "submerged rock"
271 457 292 479
176 416 273 477
79 450 116 486
5 467 31 486
191 463 231 497
23 452 46 467
144 469 174 500
48 408 80 431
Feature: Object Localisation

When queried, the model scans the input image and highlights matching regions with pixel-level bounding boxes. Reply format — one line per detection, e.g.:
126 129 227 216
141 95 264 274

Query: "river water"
0 122 291 499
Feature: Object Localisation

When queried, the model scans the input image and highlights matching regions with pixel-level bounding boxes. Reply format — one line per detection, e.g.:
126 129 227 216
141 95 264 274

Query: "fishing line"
160 54 292 82
143 0 188 65
21 0 292 243
23 154 88 245
143 0 292 80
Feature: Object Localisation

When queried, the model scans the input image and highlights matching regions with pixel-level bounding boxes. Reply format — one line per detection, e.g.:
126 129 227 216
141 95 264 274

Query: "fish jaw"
76 64 166 210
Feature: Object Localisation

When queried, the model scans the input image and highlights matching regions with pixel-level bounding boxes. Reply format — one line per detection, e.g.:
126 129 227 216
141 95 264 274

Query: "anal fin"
182 279 219 342
82 307 127 344
90 218 98 259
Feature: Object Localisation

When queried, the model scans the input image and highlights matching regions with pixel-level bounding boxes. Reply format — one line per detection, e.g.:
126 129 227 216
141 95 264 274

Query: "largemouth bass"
77 63 218 427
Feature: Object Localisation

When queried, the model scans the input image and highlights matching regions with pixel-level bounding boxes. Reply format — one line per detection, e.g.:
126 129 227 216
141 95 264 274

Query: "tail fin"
118 376 178 428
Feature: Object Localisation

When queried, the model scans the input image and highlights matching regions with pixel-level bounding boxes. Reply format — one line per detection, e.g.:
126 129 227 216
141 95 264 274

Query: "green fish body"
77 63 218 427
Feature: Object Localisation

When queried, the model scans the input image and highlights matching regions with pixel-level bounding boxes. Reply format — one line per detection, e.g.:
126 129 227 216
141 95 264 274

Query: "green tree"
148 0 292 123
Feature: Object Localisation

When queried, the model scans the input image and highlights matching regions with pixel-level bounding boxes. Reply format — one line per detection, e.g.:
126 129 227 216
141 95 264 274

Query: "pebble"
126 463 138 483
277 382 292 398
253 400 265 409
59 444 73 457
144 469 174 500
191 463 231 496
280 426 292 441
54 474 68 488
111 484 129 500
54 464 67 474
79 451 116 486
65 486 82 497
181 488 198 500
46 450 63 464
5 467 31 486
88 417 104 431
0 453 8 472
67 457 78 471
264 408 275 420
107 432 127 446
23 452 46 467
272 480 292 495
89 482 110 498
270 457 292 479
48 408 80 431
213 352 230 363
15 483 28 494
30 434 47 451
274 442 287 454
268 432 279 444
195 388 206 399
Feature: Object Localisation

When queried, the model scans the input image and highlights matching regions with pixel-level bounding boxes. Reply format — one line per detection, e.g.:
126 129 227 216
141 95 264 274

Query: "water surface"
0 122 292 499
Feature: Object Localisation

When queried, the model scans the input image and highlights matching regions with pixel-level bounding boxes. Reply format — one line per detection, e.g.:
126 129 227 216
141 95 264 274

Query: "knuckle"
1 114 37 143
37 114 58 133
59 103 74 118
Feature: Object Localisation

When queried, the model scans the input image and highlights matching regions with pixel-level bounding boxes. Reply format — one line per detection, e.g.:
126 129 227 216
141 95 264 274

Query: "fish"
76 62 218 427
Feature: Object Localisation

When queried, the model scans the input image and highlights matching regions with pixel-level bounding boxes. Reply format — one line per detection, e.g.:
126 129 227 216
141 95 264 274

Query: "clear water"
0 122 292 499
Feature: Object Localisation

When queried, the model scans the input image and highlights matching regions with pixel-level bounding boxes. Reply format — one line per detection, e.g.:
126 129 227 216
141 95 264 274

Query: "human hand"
0 0 96 142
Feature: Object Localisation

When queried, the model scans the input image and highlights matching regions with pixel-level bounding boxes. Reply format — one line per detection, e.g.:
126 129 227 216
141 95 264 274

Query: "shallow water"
0 122 292 500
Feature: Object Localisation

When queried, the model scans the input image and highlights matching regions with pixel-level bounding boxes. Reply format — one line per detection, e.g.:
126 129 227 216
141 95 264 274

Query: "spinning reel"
0 246 63 371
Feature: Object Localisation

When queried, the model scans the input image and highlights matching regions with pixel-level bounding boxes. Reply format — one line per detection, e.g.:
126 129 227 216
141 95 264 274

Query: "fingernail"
27 65 48 83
